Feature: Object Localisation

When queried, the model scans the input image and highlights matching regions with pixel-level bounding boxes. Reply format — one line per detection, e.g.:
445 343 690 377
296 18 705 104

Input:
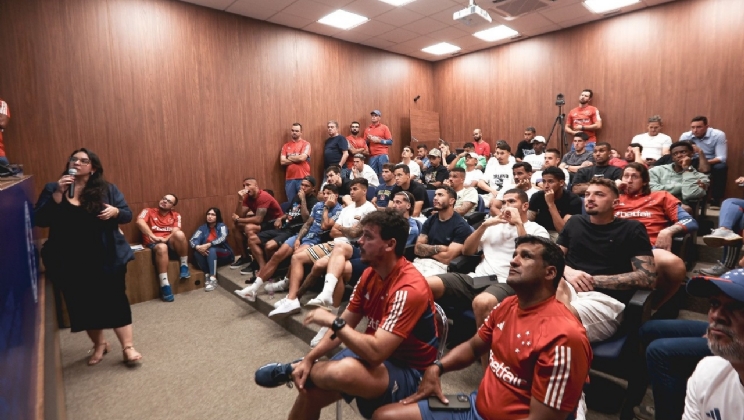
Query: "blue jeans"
639 320 710 420
368 154 389 183
193 246 234 276
0 156 8 165
717 198 744 268
285 179 302 204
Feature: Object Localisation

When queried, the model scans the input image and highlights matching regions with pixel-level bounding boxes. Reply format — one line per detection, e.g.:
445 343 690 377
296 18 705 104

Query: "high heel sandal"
122 346 143 367
87 342 111 366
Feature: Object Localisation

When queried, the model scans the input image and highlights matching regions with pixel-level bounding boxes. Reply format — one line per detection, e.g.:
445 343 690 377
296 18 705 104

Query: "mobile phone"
428 394 471 411
455 148 464 154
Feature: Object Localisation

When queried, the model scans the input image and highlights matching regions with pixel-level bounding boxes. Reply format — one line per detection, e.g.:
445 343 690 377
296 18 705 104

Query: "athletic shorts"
437 273 515 310
331 348 423 419
417 390 482 420
305 241 361 262
257 229 294 246
284 234 322 249
147 240 180 261
564 281 625 342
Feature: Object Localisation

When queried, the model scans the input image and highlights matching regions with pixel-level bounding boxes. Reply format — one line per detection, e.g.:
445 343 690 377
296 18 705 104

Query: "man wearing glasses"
136 194 190 302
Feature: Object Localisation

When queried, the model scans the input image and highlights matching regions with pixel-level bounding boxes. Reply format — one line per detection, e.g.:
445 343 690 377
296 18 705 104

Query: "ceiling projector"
453 1 493 26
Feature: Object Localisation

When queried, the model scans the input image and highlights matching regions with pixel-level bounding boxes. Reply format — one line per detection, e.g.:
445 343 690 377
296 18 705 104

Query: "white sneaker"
305 294 333 310
268 298 301 320
235 285 259 302
273 297 288 309
310 327 329 348
703 228 743 247
265 278 289 294
205 278 216 292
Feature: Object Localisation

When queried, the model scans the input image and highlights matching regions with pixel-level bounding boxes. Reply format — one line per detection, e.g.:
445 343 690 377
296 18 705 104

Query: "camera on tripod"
555 93 565 106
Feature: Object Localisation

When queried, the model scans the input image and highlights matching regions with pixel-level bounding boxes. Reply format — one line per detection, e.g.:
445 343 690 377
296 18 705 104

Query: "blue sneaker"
254 358 303 388
179 265 191 279
161 285 174 302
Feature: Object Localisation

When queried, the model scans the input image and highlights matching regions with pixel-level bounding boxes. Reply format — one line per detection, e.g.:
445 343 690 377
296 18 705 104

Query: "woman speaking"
35 148 142 366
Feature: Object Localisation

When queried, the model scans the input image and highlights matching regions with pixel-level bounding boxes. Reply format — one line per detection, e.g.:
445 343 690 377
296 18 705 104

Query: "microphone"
68 168 77 198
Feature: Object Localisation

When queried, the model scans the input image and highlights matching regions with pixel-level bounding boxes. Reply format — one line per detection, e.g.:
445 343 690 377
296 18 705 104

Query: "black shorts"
147 240 180 262
257 229 294 246
437 273 515 311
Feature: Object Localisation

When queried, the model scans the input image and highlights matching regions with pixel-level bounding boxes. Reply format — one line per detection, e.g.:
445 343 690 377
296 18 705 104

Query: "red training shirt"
242 190 284 221
346 135 368 169
474 141 491 158
615 191 689 245
567 105 601 143
281 139 311 180
364 123 392 157
138 208 182 246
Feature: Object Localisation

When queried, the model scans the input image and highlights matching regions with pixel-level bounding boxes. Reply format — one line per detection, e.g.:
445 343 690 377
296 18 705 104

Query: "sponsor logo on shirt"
489 351 527 387
706 408 722 420
615 210 651 218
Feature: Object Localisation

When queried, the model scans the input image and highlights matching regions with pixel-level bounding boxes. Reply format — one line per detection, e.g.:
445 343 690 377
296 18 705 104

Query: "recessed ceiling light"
583 0 640 14
422 42 461 55
379 0 417 5
473 25 518 42
318 10 369 30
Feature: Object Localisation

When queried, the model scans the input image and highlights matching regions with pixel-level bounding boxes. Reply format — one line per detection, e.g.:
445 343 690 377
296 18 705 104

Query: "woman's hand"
98 204 120 220
56 175 75 194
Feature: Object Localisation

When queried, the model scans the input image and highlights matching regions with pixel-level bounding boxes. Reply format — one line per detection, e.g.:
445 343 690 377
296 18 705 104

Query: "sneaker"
633 405 654 420
205 278 216 292
268 298 301 320
179 265 191 279
235 286 258 302
700 262 730 277
305 294 333 310
230 255 251 269
265 278 289 294
310 327 328 348
254 358 303 388
703 228 743 248
160 285 174 302
240 266 255 276
274 297 288 309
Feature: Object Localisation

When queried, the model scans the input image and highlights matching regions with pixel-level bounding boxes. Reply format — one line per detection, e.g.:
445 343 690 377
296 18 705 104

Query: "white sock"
330 306 340 315
180 256 188 266
159 273 169 287
320 274 338 299
240 278 263 294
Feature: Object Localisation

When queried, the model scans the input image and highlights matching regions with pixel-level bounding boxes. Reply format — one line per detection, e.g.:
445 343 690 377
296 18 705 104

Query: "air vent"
490 0 550 19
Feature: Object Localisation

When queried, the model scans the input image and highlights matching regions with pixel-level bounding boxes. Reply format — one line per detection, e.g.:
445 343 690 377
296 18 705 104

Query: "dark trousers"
693 158 727 203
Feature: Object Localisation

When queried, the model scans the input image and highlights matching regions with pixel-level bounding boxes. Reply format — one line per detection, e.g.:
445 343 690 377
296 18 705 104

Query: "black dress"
52 199 132 332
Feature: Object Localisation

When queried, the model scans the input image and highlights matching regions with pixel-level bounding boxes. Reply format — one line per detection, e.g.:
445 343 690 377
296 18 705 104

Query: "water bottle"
267 279 275 299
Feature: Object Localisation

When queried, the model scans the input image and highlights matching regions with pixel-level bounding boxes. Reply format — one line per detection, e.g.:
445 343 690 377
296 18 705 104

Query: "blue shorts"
284 234 322 249
418 391 482 420
331 348 423 419
147 240 179 260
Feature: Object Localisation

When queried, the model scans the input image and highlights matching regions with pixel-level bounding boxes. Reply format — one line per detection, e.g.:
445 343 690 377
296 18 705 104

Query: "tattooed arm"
414 234 439 257
592 255 656 290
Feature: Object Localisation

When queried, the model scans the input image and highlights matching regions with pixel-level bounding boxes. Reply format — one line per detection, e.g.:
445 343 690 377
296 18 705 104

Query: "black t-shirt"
422 165 449 189
528 189 583 231
444 153 458 165
421 213 473 246
515 140 534 160
285 193 318 228
324 135 348 169
557 215 653 304
391 181 430 208
572 164 623 185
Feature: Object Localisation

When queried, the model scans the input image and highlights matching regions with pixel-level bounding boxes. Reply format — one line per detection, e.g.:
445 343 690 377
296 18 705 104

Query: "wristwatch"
432 359 445 376
330 317 346 340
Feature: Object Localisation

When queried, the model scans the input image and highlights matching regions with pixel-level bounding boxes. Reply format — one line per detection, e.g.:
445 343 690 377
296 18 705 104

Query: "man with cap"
421 148 449 190
463 151 484 188
522 135 547 172
448 142 487 171
364 110 393 183
682 269 744 420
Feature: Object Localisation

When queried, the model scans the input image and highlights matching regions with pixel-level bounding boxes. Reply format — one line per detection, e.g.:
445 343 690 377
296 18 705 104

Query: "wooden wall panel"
0 0 435 240
434 0 744 197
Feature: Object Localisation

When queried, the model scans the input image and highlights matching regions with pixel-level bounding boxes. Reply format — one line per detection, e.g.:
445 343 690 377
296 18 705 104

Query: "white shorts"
412 258 449 278
565 281 625 343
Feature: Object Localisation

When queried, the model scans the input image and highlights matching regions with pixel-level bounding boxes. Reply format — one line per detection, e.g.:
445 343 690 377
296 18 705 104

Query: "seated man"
136 194 190 302
531 148 570 188
373 235 592 420
463 152 483 188
700 180 744 276
445 167 478 217
230 177 284 272
254 210 439 420
559 132 595 183
427 189 548 330
254 176 318 268
679 115 727 206
399 146 422 181
555 178 656 342
375 163 397 209
570 142 623 195
528 167 582 241
420 148 449 190
522 135 547 171
412 186 472 277
495 162 540 208
615 162 694 312
234 184 342 301
323 165 351 205
478 142 514 204
609 147 629 169
268 178 375 318
448 142 487 171
682 269 744 420
649 141 709 213
350 153 380 187
414 144 430 171
390 163 430 218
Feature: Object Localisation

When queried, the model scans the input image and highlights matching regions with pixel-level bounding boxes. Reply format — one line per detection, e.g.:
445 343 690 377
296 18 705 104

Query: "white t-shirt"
632 132 673 160
683 356 744 420
482 158 514 193
464 168 484 187
523 152 546 172
401 160 421 180
455 187 479 216
532 168 570 186
350 164 380 187
334 201 377 243
472 221 549 280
